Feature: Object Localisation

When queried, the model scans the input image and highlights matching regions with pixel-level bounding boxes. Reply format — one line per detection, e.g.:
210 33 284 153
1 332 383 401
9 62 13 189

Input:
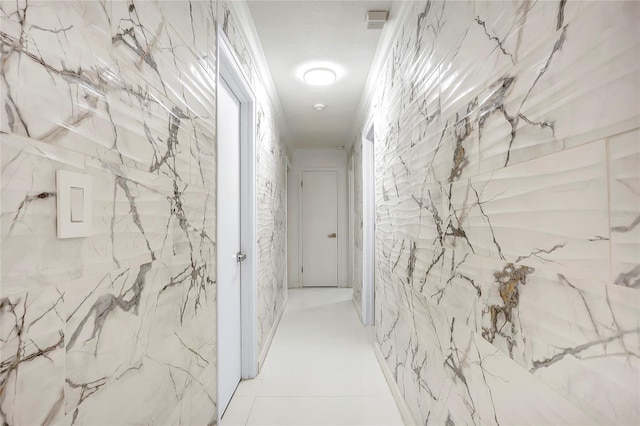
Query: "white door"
301 171 338 287
217 78 242 415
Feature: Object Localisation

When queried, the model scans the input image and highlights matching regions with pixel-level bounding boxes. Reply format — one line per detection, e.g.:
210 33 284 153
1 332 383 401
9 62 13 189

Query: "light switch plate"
57 170 92 238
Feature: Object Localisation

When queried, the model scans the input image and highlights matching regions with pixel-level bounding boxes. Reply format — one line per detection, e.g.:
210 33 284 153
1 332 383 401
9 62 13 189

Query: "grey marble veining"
609 129 640 290
351 142 363 312
1 1 219 424
1 1 288 424
354 0 640 424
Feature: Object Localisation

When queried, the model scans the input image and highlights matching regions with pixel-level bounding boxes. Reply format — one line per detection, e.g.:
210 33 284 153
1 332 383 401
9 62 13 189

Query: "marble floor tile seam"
246 395 399 400
244 395 404 426
265 342 374 351
236 391 396 398
233 377 394 397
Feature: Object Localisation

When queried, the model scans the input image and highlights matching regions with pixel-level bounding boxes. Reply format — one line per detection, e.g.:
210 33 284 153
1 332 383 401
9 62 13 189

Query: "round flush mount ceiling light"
314 103 326 111
303 68 337 86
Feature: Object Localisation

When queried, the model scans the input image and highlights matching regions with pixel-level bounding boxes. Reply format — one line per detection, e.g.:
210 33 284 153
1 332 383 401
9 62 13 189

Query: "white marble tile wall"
355 0 640 424
1 1 219 424
219 1 288 356
351 143 363 311
1 1 288 423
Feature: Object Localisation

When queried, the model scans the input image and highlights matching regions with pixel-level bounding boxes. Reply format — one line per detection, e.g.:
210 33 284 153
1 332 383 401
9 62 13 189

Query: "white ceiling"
247 0 392 149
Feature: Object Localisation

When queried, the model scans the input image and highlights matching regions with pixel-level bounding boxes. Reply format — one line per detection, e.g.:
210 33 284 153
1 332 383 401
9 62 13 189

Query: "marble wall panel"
1 0 219 424
354 0 640 424
447 141 610 282
609 129 640 290
352 141 363 310
0 287 65 425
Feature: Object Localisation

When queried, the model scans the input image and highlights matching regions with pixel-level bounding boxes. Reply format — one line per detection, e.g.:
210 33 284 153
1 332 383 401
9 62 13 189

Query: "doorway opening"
217 28 258 419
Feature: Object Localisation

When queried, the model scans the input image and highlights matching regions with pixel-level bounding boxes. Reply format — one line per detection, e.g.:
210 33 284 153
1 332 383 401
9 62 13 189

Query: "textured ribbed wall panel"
353 1 640 424
352 142 363 310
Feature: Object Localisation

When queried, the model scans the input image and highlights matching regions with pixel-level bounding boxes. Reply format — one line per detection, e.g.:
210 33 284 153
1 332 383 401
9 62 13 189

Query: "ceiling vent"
366 10 388 29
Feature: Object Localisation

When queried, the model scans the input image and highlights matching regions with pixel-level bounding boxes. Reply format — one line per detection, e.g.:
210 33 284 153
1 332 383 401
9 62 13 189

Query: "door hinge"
301 180 303 187
301 266 304 273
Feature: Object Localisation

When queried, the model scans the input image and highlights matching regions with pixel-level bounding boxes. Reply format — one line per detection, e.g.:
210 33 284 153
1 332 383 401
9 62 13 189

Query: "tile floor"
221 288 404 426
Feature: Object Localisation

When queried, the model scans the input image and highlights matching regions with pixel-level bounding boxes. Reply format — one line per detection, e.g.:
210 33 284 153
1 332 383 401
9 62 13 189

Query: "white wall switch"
57 170 92 238
70 187 85 222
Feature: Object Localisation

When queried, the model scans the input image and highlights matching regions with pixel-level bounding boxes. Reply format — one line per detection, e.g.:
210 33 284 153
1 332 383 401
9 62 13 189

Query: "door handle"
328 233 337 238
236 252 247 262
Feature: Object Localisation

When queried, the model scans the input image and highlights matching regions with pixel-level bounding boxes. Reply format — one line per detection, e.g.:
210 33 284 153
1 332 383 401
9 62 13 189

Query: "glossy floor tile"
221 288 404 426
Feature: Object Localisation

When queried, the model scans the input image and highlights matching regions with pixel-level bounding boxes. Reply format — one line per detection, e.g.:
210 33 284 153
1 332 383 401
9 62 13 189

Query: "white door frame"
348 157 355 288
298 167 340 287
217 27 258 414
362 118 375 326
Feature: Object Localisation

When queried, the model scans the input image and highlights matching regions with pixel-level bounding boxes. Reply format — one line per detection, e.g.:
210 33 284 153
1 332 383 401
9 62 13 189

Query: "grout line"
247 395 398 399
244 396 257 426
373 343 414 426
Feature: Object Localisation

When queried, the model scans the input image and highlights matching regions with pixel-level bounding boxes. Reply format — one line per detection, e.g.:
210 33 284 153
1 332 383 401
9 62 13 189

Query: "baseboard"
352 295 363 323
373 342 416 426
258 294 288 370
288 281 301 289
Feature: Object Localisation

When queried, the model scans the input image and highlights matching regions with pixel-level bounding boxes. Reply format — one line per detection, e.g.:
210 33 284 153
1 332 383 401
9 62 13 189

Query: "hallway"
221 288 403 425
1 1 638 424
